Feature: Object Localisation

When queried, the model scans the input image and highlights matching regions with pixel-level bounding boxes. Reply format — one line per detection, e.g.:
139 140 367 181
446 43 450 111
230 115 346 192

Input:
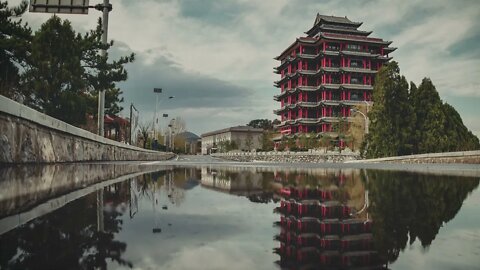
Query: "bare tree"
138 122 151 149
170 117 186 134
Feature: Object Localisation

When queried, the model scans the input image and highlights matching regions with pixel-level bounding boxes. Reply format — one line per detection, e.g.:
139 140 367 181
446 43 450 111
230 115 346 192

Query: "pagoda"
274 14 395 143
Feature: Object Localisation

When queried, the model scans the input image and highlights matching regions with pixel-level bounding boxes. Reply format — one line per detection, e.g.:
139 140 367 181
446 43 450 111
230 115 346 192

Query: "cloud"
10 0 480 135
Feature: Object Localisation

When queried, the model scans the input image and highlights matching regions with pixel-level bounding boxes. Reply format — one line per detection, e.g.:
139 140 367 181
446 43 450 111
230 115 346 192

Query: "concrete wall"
346 150 480 164
0 95 174 164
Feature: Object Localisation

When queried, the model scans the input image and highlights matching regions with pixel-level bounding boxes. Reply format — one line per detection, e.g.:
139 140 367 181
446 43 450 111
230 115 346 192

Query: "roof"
201 126 264 138
176 131 200 142
313 14 361 26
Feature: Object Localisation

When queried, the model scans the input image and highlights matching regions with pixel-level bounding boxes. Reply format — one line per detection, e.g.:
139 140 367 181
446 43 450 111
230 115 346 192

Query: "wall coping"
345 150 480 163
0 95 159 154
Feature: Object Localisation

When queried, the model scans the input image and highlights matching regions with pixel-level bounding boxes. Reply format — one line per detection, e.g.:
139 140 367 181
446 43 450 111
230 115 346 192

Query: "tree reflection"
366 170 480 263
0 183 132 269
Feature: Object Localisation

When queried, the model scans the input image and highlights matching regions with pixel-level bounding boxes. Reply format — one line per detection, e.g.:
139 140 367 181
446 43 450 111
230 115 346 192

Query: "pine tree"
442 103 479 151
23 16 87 124
22 16 135 126
365 61 414 158
80 18 134 116
411 78 448 153
0 0 31 100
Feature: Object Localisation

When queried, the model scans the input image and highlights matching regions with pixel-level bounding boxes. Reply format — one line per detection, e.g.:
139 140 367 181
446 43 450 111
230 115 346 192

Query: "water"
0 165 479 269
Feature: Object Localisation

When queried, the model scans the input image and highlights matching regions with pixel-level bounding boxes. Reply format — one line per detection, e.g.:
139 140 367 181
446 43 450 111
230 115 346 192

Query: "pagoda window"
304 46 316 55
345 44 362 52
326 43 340 51
351 75 363 85
350 59 363 68
331 59 340 67
331 75 341 84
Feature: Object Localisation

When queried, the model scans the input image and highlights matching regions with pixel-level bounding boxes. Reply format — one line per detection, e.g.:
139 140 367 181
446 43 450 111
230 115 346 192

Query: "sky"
12 0 480 137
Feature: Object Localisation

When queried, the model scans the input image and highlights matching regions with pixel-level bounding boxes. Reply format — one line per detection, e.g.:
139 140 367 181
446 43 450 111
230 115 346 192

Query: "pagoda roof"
313 25 372 36
314 14 362 27
320 33 392 45
306 14 363 36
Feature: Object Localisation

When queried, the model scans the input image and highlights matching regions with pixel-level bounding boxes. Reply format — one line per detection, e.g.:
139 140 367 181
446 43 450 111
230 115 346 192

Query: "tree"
247 119 273 130
365 61 415 158
259 131 275 151
169 117 186 135
0 0 31 101
21 16 134 126
410 78 448 153
138 122 151 149
442 103 479 151
80 18 134 116
22 16 87 124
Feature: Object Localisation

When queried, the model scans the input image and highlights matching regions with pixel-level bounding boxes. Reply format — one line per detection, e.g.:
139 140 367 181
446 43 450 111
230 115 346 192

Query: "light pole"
129 103 138 145
152 88 174 139
168 118 176 152
97 0 111 137
350 108 368 134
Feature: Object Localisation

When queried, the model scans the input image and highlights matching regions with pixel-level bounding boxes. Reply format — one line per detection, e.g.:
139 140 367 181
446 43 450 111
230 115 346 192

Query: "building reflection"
270 169 480 269
273 170 384 270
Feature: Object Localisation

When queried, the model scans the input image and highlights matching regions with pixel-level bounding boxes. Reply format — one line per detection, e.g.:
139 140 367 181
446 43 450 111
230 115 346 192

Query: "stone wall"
346 150 480 164
0 96 175 164
211 151 360 163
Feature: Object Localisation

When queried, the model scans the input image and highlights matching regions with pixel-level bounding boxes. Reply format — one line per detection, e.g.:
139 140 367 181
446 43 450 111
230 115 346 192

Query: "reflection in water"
366 170 480 264
273 170 383 269
0 181 132 269
0 166 478 269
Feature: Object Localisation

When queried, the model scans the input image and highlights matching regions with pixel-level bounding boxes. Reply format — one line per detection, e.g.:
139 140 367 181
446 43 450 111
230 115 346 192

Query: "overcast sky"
14 0 480 136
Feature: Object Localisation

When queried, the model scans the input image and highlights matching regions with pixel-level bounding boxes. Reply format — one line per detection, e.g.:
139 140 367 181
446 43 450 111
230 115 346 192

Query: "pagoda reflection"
273 170 386 270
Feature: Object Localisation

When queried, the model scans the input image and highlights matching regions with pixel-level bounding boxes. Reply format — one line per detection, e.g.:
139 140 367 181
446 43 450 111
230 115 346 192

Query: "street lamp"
167 118 176 152
153 88 174 139
350 108 368 134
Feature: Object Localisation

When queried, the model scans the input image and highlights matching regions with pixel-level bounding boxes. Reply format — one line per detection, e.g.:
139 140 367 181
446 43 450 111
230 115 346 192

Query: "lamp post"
152 88 174 139
168 118 176 152
129 103 138 145
350 108 368 134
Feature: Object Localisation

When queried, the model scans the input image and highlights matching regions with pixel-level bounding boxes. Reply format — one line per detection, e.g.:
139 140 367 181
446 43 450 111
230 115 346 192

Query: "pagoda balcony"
340 50 379 58
321 83 342 90
298 85 318 91
296 118 320 124
321 100 341 106
340 84 374 91
319 67 341 73
297 53 317 59
377 55 393 61
320 32 392 45
340 67 377 74
319 116 342 123
341 99 370 106
316 25 372 36
273 105 295 114
297 101 319 108
298 69 317 76
322 50 341 57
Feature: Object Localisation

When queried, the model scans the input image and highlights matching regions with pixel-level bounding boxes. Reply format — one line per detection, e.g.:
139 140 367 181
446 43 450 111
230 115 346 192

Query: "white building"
201 126 263 155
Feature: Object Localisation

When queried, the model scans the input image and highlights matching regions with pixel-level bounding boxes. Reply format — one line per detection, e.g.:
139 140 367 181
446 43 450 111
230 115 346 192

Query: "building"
274 14 395 142
201 126 263 155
